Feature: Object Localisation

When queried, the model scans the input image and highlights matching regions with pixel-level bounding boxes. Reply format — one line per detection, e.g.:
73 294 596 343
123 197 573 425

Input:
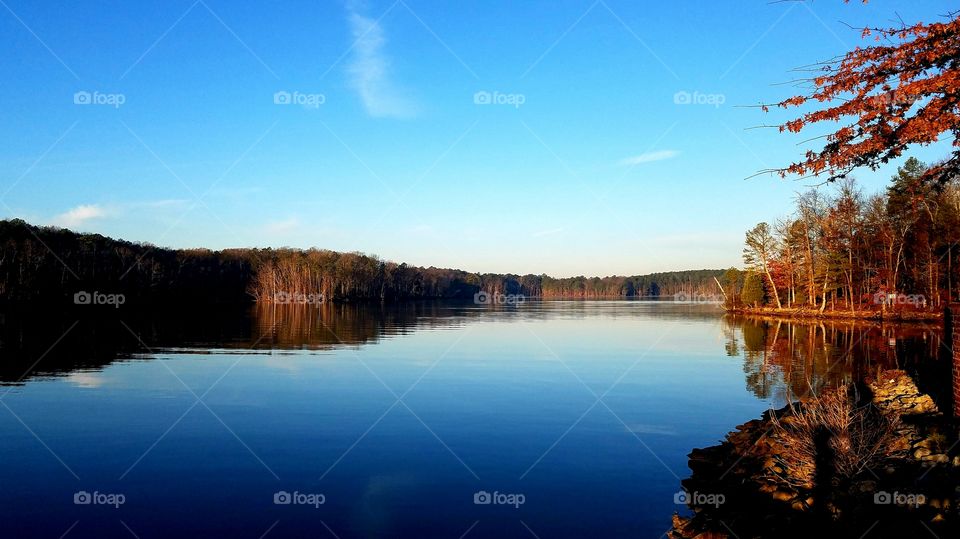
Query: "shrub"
770 385 900 488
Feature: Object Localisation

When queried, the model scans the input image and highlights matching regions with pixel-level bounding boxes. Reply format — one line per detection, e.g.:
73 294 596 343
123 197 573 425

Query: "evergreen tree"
741 272 766 308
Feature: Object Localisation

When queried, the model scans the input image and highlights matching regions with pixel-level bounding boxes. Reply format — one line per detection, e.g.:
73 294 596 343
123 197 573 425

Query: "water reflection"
3 303 948 404
723 314 950 412
0 302 478 384
250 302 473 350
0 301 951 538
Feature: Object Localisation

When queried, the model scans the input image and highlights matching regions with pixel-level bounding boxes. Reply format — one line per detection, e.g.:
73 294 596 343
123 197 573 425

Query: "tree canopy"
0 219 726 305
734 158 960 311
767 6 960 185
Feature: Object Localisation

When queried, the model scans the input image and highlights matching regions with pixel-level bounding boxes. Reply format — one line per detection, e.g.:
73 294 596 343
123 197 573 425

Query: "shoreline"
725 306 943 323
670 371 959 537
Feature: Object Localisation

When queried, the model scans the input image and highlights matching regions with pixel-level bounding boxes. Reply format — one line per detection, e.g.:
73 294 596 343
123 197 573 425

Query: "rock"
855 481 876 494
669 370 959 538
758 482 778 494
921 453 949 464
670 514 691 537
772 489 795 502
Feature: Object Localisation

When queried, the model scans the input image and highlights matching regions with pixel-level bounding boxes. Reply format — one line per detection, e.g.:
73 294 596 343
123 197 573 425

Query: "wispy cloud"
49 199 189 229
53 204 106 227
618 150 679 166
346 3 418 118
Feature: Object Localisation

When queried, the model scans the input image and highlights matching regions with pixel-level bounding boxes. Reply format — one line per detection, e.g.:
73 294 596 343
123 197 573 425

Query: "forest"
0 218 723 305
727 158 960 313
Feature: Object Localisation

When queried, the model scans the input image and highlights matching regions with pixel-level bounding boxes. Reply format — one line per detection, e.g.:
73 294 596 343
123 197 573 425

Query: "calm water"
0 301 947 538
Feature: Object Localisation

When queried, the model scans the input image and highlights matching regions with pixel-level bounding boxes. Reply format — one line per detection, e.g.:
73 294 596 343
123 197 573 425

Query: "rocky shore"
670 371 959 538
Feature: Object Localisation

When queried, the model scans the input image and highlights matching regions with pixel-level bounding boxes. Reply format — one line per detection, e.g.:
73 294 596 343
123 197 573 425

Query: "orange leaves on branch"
771 12 960 184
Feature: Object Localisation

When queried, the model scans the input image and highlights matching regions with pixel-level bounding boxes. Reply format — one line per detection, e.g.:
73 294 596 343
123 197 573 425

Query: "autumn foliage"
769 7 960 184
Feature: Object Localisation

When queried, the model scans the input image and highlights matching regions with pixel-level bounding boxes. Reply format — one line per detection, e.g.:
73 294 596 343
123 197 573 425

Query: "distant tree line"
725 158 960 312
0 219 724 305
539 270 723 298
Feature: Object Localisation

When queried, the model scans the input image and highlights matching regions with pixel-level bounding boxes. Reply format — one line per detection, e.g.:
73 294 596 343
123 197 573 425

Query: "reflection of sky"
0 303 822 537
65 370 106 389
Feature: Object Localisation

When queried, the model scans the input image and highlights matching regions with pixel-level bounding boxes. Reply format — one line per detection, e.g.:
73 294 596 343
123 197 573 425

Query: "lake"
0 301 948 538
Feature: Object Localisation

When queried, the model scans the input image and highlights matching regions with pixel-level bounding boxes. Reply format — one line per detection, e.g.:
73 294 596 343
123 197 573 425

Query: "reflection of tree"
723 315 945 407
721 322 740 357
0 302 475 384
251 302 469 349
741 321 768 354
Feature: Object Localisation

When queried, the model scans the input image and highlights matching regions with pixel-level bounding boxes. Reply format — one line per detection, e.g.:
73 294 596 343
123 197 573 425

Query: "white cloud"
53 204 106 227
49 200 189 229
346 6 418 118
619 150 679 166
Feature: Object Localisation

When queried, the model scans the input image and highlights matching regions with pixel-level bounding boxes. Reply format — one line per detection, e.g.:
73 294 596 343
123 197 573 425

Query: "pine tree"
741 272 767 308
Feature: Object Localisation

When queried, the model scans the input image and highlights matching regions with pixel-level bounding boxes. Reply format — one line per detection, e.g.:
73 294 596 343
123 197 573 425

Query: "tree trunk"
764 266 782 308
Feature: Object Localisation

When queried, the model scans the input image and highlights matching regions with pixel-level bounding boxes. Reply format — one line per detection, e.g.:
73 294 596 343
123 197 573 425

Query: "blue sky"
0 0 955 276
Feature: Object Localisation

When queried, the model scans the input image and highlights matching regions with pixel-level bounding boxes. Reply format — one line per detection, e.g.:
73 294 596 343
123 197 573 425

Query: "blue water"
0 301 923 538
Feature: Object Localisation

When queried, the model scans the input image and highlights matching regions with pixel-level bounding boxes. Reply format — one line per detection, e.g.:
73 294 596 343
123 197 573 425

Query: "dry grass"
770 385 901 487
